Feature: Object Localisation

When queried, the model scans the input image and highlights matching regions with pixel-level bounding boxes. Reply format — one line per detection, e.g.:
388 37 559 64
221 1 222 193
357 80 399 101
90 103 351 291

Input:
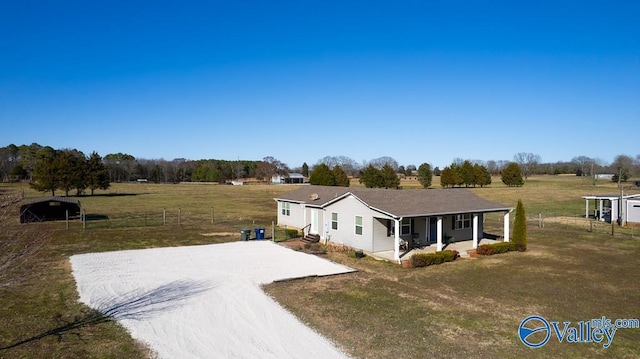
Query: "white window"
281 202 290 216
401 218 411 235
355 216 363 235
331 212 338 230
454 214 471 229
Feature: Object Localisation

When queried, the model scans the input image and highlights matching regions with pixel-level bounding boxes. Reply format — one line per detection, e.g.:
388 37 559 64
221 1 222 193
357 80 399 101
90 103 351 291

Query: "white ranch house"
275 186 513 262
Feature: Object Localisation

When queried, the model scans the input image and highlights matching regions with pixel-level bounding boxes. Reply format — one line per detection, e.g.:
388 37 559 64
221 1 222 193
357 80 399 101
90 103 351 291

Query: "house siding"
372 218 394 252
443 213 484 242
627 199 640 224
276 201 304 229
325 195 392 252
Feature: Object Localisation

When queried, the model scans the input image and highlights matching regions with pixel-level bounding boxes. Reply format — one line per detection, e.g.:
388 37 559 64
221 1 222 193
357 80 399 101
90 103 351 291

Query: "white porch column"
436 216 443 251
472 213 479 249
393 218 401 262
425 218 429 243
503 211 510 242
599 200 604 221
585 199 589 218
302 205 307 235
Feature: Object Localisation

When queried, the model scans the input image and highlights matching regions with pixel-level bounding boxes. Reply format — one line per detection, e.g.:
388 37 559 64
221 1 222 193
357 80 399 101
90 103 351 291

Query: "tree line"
2 144 639 193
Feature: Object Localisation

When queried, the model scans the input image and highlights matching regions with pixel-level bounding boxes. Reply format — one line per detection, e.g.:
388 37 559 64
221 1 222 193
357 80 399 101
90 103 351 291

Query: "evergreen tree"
309 163 335 186
381 164 400 188
301 162 309 177
501 162 524 187
417 163 432 188
512 199 527 251
440 165 463 188
58 149 87 196
332 165 350 187
359 165 385 188
30 147 60 196
474 164 492 187
459 160 475 187
86 152 110 195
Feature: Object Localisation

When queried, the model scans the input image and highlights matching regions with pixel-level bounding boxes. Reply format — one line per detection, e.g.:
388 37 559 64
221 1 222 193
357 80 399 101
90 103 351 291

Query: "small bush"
476 242 522 256
348 250 366 259
325 243 355 253
285 228 300 239
410 250 459 268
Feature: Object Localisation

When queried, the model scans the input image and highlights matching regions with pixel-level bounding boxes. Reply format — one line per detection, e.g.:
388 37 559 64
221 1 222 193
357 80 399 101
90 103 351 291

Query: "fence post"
211 207 214 224
611 221 614 236
163 208 166 226
82 209 86 229
178 208 181 226
66 209 69 230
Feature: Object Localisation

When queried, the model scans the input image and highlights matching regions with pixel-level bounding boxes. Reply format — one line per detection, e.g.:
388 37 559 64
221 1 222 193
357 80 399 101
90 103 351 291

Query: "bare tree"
367 156 399 171
611 154 635 183
571 156 595 176
255 156 288 182
316 155 361 176
0 194 52 288
513 152 541 180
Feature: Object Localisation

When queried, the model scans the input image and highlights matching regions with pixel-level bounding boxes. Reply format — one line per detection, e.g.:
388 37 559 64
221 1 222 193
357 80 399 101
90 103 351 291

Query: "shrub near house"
409 250 459 268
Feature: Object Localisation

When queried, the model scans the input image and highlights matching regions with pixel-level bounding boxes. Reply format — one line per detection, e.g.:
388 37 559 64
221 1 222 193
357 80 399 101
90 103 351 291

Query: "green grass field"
1 177 639 358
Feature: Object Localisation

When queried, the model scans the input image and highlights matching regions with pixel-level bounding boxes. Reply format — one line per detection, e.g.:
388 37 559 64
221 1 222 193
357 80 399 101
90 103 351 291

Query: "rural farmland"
1 176 639 358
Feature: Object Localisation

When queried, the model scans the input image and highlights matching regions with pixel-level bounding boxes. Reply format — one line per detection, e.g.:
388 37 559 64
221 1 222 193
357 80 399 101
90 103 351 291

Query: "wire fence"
28 207 640 241
47 207 322 242
481 212 638 239
526 213 638 238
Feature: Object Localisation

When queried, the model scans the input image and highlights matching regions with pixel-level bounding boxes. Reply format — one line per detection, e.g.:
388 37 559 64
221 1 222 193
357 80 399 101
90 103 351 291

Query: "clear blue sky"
1 0 638 169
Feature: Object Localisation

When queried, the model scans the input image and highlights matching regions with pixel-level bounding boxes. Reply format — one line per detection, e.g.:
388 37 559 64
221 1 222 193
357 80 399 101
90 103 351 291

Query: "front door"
429 217 437 242
311 209 319 234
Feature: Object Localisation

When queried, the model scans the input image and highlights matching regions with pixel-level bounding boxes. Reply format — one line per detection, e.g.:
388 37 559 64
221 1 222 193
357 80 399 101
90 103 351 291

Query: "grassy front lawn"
265 226 640 358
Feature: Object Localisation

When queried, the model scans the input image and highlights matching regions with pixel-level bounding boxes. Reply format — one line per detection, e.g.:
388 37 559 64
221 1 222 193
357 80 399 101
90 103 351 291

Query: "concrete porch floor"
370 238 500 262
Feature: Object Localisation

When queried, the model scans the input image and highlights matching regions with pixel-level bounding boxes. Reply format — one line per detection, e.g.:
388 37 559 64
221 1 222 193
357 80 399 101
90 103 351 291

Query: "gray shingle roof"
274 185 511 217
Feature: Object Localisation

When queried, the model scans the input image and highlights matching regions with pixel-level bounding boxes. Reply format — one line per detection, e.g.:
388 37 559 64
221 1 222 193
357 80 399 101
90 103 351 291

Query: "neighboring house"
582 193 640 225
595 174 615 181
275 185 513 261
272 173 306 184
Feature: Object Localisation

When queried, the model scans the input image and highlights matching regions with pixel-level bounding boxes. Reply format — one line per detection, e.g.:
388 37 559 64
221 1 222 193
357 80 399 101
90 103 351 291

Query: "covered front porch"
372 210 512 263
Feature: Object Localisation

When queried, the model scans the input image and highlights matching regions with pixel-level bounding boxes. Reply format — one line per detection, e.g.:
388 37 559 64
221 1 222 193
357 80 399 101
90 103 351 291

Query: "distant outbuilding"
271 173 306 184
20 197 82 223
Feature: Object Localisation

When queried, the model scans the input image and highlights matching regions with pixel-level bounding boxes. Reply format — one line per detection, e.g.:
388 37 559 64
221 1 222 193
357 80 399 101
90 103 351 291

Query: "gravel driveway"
71 241 354 358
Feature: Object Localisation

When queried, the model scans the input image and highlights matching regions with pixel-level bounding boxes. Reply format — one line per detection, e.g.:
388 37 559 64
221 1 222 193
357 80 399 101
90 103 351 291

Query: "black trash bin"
254 227 265 240
240 229 251 241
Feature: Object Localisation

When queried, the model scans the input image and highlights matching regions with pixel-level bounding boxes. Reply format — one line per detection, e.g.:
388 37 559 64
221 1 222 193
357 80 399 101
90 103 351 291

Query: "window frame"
401 218 411 235
454 214 471 230
331 212 338 230
281 202 290 216
355 215 363 235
